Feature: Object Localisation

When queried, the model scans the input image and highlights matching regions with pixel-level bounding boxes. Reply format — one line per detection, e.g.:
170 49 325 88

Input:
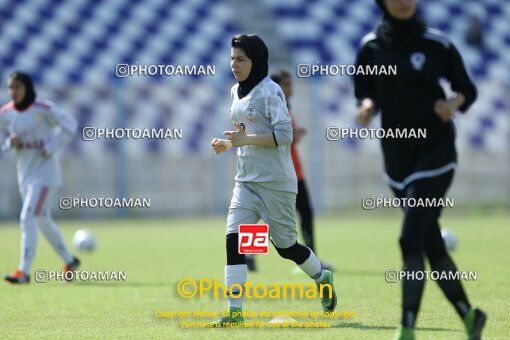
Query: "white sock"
38 213 74 264
225 264 247 309
20 214 38 275
298 249 324 282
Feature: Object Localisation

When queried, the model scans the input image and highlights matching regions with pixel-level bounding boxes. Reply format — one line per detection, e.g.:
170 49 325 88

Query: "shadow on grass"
331 322 459 332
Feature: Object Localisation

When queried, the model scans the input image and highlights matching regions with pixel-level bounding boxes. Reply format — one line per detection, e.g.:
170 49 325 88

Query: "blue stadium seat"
0 0 506 154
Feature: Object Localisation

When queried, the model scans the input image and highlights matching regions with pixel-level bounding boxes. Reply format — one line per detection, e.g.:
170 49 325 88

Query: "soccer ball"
441 229 458 251
72 229 96 252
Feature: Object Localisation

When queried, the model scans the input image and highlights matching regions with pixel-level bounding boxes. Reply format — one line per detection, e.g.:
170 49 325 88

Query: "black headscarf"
231 34 268 99
375 0 426 44
9 71 36 111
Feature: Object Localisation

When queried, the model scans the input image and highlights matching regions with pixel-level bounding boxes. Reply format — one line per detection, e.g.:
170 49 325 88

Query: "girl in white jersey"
1 71 80 284
210 35 336 326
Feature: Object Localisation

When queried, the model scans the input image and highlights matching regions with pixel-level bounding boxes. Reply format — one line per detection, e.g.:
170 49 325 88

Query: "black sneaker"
464 308 487 340
63 257 81 282
4 270 30 284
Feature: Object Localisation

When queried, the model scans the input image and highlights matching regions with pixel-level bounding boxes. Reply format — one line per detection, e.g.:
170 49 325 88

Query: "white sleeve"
267 87 293 146
0 116 11 152
43 104 78 155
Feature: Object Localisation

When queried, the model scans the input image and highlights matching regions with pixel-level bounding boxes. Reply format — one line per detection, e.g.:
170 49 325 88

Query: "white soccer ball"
441 229 458 251
72 229 96 252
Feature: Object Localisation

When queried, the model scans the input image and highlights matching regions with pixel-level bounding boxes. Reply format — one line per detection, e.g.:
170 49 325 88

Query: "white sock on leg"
225 264 247 309
298 249 324 282
20 214 38 275
38 213 74 264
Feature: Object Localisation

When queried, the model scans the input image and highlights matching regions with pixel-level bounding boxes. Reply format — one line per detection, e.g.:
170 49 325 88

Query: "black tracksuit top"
354 27 477 189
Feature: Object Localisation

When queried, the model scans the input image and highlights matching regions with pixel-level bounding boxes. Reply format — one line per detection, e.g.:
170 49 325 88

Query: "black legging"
296 179 315 253
392 170 470 327
391 171 452 260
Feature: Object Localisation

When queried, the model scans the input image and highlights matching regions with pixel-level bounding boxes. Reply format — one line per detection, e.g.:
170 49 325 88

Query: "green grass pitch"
0 213 508 339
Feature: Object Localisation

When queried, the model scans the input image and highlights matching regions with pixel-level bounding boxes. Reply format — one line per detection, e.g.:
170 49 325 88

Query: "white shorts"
226 181 298 249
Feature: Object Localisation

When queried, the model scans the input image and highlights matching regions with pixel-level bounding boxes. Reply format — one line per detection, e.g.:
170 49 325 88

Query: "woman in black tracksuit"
354 1 486 339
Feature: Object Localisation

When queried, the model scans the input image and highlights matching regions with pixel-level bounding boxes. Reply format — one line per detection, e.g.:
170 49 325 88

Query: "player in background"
354 1 486 339
1 71 80 284
244 69 333 272
210 34 336 326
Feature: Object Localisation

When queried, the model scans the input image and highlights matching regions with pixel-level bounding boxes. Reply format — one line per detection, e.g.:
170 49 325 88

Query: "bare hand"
211 138 232 155
356 98 375 126
10 134 22 149
434 99 455 122
223 122 247 147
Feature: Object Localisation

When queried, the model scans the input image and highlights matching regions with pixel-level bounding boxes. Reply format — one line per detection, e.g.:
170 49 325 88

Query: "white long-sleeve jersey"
230 77 297 193
0 100 77 189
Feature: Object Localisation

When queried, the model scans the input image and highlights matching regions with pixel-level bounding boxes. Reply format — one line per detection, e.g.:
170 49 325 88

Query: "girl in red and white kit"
1 71 80 283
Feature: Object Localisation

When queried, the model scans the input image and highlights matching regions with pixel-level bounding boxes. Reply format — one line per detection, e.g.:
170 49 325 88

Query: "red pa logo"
238 224 269 254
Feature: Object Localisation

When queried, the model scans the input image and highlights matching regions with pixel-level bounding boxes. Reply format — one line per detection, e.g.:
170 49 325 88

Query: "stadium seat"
0 0 506 154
